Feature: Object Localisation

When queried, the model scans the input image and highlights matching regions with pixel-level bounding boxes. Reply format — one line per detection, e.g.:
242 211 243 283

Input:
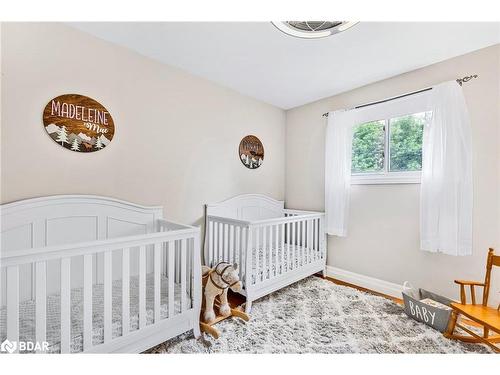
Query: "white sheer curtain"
325 110 354 236
420 81 473 256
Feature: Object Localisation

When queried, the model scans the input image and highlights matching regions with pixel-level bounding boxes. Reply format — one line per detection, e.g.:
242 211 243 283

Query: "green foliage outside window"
351 120 385 173
351 112 427 174
389 114 425 171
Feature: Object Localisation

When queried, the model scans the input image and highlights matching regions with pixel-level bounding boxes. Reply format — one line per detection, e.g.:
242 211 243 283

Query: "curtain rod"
322 74 478 118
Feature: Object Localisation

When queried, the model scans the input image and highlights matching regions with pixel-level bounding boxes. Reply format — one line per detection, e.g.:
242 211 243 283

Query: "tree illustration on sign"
94 135 103 150
56 125 69 146
71 138 80 151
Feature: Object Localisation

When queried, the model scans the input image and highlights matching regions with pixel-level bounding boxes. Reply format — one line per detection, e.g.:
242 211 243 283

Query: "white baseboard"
325 266 403 299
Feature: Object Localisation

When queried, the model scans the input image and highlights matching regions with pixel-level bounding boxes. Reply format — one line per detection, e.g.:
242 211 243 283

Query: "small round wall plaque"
239 135 264 169
43 94 115 152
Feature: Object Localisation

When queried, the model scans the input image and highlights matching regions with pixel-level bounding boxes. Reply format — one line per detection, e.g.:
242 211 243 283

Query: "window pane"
389 112 427 172
351 120 385 173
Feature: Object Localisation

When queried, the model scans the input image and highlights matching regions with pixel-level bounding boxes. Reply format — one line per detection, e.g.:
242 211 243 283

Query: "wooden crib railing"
1 224 200 353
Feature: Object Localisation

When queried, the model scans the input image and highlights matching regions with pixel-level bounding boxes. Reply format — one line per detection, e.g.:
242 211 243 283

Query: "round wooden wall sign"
239 135 264 169
43 94 114 152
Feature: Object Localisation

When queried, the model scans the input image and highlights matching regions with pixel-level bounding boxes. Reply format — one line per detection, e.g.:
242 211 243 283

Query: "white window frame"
348 91 432 185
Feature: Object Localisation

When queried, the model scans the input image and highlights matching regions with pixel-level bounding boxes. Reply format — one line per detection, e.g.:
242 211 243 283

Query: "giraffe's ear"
233 263 238 271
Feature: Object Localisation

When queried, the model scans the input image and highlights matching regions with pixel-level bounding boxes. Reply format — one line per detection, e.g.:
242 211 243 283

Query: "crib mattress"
0 274 187 353
250 244 321 284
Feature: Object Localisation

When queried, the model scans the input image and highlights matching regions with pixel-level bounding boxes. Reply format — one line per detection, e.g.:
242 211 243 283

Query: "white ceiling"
70 22 500 109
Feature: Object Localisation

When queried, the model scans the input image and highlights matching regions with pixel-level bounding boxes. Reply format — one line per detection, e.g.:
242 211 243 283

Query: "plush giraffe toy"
202 262 242 324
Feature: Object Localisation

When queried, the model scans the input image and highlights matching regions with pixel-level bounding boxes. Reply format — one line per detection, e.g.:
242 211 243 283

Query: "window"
351 111 431 184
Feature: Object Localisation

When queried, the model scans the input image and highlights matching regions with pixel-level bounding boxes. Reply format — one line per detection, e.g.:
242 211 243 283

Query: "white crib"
204 194 326 313
0 195 201 353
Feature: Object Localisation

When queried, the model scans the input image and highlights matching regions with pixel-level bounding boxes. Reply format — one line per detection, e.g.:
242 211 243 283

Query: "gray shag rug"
147 276 491 354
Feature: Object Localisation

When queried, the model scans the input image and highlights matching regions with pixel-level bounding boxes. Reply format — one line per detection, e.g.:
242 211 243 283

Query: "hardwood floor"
319 274 404 305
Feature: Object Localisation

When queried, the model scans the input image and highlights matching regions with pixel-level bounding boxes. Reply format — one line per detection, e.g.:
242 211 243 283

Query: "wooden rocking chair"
444 248 500 352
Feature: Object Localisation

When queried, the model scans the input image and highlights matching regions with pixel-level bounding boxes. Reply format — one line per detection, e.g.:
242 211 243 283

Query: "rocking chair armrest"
454 280 485 287
454 280 485 305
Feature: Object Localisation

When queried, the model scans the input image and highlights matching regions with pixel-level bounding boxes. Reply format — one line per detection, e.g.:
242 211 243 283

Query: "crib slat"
266 225 270 278
286 222 291 271
295 221 299 267
263 226 268 280
305 220 310 264
213 221 219 267
280 223 285 275
218 223 223 263
301 220 306 266
35 261 46 353
307 220 310 263
312 219 316 261
291 222 297 269
296 221 299 267
305 220 308 264
268 226 272 279
297 220 301 266
139 245 146 328
322 217 326 260
103 251 112 342
311 219 315 262
229 224 234 264
180 239 187 312
238 226 243 279
122 248 130 336
296 221 300 267
316 217 320 260
223 224 228 261
304 220 311 264
83 254 93 351
304 220 312 264
297 221 302 267
269 225 274 278
221 223 225 261
275 224 279 277
168 241 175 318
6 266 19 352
60 257 71 353
217 221 222 264
255 226 260 283
232 225 237 265
174 240 181 284
270 225 274 278
213 222 218 264
245 227 252 285
270 226 274 278
314 219 319 261
154 242 161 322
208 220 213 266
318 218 322 259
263 226 268 281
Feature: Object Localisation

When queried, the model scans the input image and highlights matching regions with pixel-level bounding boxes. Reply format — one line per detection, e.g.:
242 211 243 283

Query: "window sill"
351 172 421 185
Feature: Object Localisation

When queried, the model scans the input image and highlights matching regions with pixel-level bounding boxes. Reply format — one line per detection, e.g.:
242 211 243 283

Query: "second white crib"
204 194 326 313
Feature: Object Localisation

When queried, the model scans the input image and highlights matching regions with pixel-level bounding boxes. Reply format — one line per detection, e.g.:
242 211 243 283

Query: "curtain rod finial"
456 74 478 86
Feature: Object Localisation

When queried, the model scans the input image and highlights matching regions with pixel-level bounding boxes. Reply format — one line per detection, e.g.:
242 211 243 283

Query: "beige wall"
286 44 500 304
1 23 286 225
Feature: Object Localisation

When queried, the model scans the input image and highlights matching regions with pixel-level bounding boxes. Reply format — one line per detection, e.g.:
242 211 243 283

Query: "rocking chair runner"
444 248 500 352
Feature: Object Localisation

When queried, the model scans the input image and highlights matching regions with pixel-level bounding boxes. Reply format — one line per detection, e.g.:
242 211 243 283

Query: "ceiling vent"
271 21 358 39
